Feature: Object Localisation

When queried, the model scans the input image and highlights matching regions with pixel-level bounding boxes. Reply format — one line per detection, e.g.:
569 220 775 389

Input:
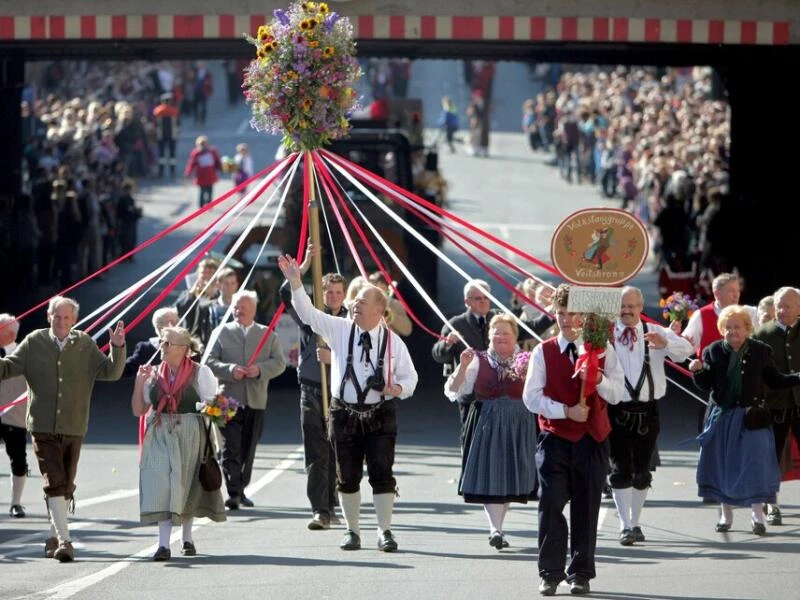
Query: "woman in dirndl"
690 305 800 535
447 313 537 549
132 326 226 561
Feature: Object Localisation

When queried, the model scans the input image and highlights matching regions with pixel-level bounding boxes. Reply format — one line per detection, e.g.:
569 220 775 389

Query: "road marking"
77 488 139 508
0 522 93 560
22 445 303 600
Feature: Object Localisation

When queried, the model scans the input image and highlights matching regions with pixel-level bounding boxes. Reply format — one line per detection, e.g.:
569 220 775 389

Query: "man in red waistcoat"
523 284 624 596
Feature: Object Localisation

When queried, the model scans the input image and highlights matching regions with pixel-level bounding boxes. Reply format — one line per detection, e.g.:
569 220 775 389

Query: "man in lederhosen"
278 254 418 553
610 286 693 545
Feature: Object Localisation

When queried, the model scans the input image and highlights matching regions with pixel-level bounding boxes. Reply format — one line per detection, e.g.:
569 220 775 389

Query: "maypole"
305 152 330 415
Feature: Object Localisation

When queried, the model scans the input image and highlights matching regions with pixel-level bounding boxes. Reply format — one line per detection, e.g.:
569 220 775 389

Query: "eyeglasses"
160 340 186 348
467 296 489 302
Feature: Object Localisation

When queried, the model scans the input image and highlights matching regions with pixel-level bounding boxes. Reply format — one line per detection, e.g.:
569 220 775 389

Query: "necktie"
565 342 577 363
359 331 373 363
478 316 487 348
618 326 638 350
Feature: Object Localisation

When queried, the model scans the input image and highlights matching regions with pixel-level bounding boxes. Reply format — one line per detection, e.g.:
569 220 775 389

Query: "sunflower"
300 19 311 31
308 18 318 29
256 46 268 60
318 3 329 14
323 46 335 58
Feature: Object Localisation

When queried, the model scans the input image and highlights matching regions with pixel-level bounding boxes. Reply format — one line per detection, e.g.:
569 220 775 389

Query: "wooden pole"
306 152 330 418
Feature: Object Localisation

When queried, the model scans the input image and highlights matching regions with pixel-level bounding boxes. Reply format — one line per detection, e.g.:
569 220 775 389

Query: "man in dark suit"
207 290 286 509
753 286 800 525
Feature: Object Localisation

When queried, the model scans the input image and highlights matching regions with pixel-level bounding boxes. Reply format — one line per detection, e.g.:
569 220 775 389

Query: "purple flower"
324 13 340 32
273 9 290 25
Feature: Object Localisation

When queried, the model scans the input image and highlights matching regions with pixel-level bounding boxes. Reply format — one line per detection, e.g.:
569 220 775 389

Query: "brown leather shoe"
54 540 74 563
44 537 58 558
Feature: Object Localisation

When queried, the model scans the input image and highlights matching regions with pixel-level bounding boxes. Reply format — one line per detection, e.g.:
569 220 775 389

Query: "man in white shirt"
610 287 693 546
278 254 418 553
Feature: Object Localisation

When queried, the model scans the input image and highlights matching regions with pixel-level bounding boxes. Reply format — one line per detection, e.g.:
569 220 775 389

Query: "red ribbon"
575 343 603 398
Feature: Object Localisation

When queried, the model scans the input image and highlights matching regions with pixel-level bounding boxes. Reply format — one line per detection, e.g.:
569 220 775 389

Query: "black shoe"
632 526 645 542
602 482 612 500
9 504 25 518
378 529 398 552
767 506 782 526
570 578 591 595
181 541 196 556
225 497 240 510
619 528 636 546
715 521 731 533
539 579 558 596
340 530 361 551
488 531 503 550
752 520 767 536
153 546 171 561
501 534 510 548
240 495 254 508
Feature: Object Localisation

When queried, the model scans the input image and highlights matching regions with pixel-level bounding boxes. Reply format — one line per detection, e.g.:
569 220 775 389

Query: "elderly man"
753 286 800 526
610 287 693 545
0 314 29 518
522 284 624 596
281 266 349 531
207 290 286 510
278 254 418 553
0 297 125 562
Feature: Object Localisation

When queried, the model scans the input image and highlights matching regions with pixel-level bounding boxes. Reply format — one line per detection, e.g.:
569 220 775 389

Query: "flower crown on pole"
243 1 363 152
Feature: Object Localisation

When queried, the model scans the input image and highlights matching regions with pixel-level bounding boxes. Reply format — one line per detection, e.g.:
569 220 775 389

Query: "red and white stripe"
0 15 792 45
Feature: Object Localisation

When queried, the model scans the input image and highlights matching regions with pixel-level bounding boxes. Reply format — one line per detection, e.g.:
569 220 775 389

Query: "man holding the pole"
278 253 418 553
523 284 624 596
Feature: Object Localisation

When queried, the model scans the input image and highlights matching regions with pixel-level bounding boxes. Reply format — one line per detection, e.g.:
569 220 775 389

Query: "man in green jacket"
0 296 126 562
753 286 800 526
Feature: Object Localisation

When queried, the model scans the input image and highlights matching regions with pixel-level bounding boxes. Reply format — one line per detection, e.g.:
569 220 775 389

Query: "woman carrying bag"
132 326 226 561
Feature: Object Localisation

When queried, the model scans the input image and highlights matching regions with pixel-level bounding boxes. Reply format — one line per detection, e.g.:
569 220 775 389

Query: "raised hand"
277 254 302 288
136 364 153 380
110 321 126 347
459 348 475 367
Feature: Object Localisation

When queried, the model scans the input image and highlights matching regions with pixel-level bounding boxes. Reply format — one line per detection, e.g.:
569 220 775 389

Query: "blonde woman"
132 326 226 561
690 306 800 535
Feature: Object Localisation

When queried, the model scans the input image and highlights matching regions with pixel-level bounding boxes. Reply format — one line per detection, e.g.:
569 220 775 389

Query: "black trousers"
300 384 337 514
536 432 608 583
1 421 28 476
157 138 177 175
330 399 397 495
221 406 265 499
772 406 800 466
607 402 660 490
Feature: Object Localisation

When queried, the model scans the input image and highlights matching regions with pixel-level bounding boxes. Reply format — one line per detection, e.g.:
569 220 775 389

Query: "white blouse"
142 363 218 405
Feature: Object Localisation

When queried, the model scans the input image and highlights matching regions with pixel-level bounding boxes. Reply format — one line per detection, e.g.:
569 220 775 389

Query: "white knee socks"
48 496 71 543
11 474 25 506
374 493 394 534
612 487 633 530
720 503 733 525
751 502 766 525
483 503 509 535
182 518 194 543
158 520 172 548
339 491 361 535
630 488 648 528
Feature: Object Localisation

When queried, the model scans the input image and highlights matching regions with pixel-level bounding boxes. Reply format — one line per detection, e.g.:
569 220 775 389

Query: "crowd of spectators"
525 66 732 299
1 60 218 301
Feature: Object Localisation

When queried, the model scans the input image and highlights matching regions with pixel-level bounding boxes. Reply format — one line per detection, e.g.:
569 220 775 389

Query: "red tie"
618 326 637 350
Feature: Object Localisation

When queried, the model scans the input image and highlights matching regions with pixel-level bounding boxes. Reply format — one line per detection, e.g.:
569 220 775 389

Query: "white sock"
339 491 361 535
182 518 194 543
483 503 506 535
373 493 394 535
720 503 733 525
751 503 766 525
612 487 633 530
631 488 648 527
48 496 71 543
158 520 172 548
11 475 25 506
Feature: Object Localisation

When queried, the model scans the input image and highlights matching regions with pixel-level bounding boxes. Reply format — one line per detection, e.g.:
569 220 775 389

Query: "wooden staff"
305 152 329 418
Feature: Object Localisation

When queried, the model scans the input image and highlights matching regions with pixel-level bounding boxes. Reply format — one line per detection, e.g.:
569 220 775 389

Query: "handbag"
742 403 771 430
198 418 222 491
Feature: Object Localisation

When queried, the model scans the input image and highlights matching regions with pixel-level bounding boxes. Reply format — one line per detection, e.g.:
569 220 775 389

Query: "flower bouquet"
243 1 362 151
659 291 699 323
196 394 240 428
220 155 237 174
576 312 613 401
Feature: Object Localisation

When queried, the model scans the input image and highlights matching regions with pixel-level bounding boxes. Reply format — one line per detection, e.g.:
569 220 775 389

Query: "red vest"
697 303 721 357
539 338 611 443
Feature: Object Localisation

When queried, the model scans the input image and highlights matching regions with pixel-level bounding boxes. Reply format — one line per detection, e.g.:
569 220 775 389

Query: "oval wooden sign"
550 208 649 286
